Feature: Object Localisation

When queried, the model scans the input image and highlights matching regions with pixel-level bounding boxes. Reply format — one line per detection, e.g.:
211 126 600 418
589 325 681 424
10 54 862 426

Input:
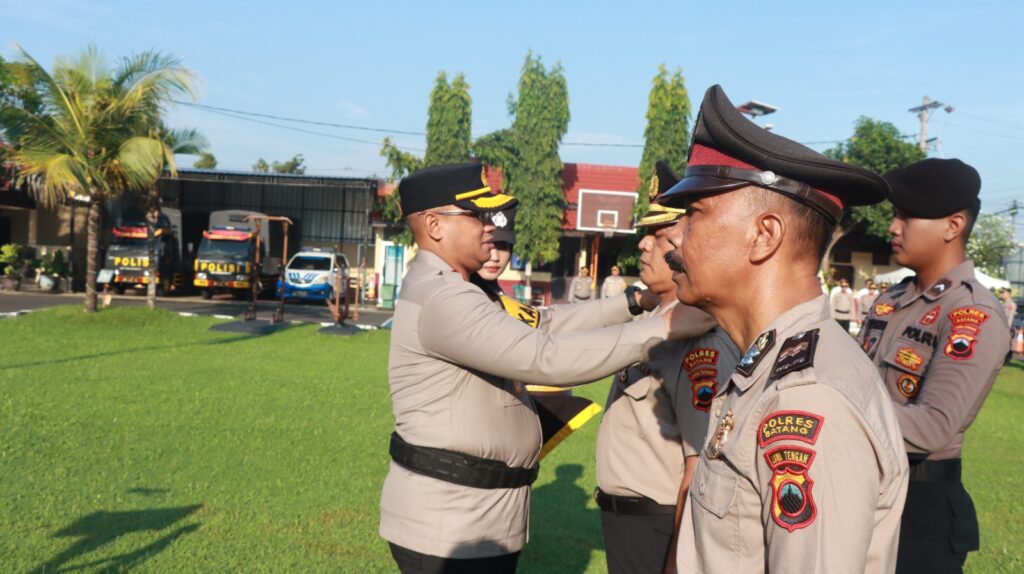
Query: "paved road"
0 290 393 328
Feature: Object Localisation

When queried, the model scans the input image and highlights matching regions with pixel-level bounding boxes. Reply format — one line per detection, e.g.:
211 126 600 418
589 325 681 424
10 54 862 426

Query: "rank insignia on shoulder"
736 330 776 377
764 446 817 532
499 294 540 329
874 303 895 316
771 329 819 380
758 410 824 448
927 279 952 297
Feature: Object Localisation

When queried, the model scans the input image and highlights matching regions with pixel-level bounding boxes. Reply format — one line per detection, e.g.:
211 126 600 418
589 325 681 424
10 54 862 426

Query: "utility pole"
908 96 944 153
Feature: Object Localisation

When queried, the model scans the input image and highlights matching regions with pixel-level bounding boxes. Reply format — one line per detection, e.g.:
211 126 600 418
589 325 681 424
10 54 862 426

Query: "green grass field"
0 306 1021 573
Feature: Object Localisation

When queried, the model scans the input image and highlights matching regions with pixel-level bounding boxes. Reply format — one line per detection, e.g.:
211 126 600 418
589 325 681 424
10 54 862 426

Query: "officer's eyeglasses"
420 209 491 224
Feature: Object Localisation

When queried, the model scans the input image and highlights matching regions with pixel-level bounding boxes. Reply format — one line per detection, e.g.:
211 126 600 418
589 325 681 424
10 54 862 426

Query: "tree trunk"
146 186 159 309
820 221 856 283
84 196 101 313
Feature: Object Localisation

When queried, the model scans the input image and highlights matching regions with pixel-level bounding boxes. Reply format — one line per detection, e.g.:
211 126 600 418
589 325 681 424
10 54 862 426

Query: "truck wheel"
232 290 247 301
114 285 126 295
201 289 213 300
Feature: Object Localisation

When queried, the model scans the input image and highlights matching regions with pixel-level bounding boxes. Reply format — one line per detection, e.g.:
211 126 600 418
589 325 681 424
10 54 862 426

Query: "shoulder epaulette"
770 329 820 380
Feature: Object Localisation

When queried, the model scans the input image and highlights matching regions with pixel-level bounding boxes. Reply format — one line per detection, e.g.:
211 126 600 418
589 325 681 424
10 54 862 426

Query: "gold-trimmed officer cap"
398 162 518 216
659 85 890 224
636 160 686 229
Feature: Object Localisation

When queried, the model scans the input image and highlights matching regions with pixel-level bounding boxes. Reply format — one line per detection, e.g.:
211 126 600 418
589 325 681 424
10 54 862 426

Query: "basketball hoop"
599 223 615 240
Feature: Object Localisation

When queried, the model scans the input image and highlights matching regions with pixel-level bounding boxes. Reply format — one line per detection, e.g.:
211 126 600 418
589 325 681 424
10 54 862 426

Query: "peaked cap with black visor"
398 162 518 216
657 85 890 224
636 160 686 229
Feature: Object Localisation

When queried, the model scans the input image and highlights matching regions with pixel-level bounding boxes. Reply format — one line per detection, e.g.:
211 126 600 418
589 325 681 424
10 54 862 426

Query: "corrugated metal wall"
159 175 374 245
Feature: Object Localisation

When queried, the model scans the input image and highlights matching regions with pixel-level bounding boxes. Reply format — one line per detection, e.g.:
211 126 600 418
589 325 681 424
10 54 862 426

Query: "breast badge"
705 409 734 460
764 446 817 532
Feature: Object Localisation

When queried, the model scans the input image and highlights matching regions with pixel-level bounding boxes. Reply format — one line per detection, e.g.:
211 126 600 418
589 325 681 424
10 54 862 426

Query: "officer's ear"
421 212 446 242
749 210 785 264
943 211 969 245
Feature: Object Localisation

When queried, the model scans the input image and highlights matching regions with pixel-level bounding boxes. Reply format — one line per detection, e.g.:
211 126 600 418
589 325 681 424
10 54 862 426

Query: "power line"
175 101 426 136
954 110 1024 131
942 121 1024 141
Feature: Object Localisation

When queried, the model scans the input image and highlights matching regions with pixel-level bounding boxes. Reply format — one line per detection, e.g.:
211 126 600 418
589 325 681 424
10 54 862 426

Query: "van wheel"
201 289 213 300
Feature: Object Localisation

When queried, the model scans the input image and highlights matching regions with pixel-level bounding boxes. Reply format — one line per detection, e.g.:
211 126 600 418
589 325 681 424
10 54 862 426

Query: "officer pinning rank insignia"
736 330 776 377
945 307 989 361
758 410 824 532
683 348 720 412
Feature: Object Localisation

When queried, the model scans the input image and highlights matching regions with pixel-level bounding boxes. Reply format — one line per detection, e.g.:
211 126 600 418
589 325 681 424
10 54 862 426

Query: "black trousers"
388 543 520 574
896 480 979 574
600 510 675 574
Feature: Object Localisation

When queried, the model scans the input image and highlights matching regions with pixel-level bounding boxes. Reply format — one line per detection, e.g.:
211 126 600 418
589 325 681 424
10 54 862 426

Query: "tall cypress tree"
505 52 570 268
423 72 472 166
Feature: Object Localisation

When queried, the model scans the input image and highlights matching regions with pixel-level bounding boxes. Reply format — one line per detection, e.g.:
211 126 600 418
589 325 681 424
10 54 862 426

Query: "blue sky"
3 0 1022 226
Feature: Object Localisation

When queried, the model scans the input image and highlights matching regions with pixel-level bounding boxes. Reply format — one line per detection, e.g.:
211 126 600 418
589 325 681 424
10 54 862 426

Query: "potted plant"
1 243 24 291
37 251 68 291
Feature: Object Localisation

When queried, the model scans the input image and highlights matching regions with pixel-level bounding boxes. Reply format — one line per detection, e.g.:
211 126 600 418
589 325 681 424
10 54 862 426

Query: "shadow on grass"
30 504 202 573
0 334 257 372
520 464 601 574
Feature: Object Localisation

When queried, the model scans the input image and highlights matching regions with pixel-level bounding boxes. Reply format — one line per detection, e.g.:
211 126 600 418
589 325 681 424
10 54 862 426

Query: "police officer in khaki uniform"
380 163 695 573
859 158 1009 573
659 85 909 573
595 160 740 573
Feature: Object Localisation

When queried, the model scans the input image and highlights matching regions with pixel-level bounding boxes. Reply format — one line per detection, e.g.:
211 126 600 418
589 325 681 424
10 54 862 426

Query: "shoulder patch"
895 347 924 371
683 347 720 370
736 330 776 377
874 302 895 316
944 332 977 361
765 445 817 532
499 294 540 328
920 305 941 326
897 373 922 399
771 329 819 380
947 307 989 335
758 410 824 448
684 347 721 412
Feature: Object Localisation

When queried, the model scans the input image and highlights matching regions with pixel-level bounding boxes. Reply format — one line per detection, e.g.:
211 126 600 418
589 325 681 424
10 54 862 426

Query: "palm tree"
7 45 197 312
141 125 208 309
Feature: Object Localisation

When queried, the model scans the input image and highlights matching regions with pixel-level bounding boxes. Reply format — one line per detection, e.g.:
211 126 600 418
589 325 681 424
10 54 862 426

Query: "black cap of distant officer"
884 158 981 218
658 85 890 223
490 208 516 245
398 163 517 216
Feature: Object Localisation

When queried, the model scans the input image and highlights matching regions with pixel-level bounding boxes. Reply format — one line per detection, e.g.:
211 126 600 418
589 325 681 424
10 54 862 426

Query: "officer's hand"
636 288 660 312
664 304 717 340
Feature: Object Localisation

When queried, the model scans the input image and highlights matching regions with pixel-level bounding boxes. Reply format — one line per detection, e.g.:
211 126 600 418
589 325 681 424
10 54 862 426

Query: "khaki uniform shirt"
677 296 909 574
380 251 667 558
859 260 1009 461
857 290 879 323
830 288 855 321
596 314 739 505
601 275 627 299
569 276 594 302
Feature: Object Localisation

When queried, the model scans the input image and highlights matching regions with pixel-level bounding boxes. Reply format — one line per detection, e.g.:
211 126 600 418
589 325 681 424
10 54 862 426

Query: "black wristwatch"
624 285 643 316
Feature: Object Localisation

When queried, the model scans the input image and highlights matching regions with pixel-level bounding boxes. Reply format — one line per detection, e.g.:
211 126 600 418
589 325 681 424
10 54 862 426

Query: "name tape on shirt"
758 411 824 448
764 445 818 532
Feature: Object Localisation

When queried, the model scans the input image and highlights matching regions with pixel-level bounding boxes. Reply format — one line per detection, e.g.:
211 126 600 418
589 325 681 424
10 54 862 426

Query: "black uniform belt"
908 458 961 482
594 488 675 515
389 432 539 489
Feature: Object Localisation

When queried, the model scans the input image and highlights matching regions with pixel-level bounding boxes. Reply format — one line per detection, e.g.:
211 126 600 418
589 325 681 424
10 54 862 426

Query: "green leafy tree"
967 213 1017 277
193 152 217 169
619 65 691 271
252 158 270 173
423 72 472 166
380 70 473 245
7 45 197 312
272 154 305 174
504 52 570 277
823 117 925 272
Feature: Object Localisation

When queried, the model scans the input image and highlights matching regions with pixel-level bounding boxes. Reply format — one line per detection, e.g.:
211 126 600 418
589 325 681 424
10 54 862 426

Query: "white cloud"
335 100 369 120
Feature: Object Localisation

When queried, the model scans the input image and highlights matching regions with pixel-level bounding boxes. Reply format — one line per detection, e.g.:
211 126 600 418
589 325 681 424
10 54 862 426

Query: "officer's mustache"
664 251 685 273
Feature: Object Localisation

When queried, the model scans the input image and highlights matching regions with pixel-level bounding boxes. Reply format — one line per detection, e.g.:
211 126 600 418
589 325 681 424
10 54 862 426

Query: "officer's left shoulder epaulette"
770 329 820 381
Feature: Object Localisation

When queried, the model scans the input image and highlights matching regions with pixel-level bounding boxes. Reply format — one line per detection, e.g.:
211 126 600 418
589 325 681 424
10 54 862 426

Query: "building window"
833 250 852 264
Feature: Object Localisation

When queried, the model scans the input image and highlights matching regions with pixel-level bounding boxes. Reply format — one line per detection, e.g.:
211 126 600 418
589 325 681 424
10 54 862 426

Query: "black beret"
398 163 517 216
660 85 890 223
490 208 516 244
885 158 981 219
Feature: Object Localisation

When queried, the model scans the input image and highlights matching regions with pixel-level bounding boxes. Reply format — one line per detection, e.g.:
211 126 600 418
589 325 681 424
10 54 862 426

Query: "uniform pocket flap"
691 462 738 519
623 377 652 401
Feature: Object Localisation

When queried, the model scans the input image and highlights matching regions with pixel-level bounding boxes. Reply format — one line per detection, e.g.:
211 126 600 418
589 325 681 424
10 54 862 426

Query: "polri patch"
764 446 817 532
683 347 720 370
758 411 824 448
897 373 921 399
736 330 776 377
770 329 819 380
895 347 923 371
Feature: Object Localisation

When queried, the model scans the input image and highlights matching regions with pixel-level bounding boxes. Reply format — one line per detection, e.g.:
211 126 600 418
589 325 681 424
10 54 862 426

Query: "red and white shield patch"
764 446 817 532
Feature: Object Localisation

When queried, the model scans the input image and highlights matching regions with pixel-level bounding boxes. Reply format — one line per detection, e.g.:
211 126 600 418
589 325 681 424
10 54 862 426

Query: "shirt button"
700 482 706 495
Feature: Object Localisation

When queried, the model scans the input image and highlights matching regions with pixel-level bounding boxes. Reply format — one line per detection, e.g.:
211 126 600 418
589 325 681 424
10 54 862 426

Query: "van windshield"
290 256 331 271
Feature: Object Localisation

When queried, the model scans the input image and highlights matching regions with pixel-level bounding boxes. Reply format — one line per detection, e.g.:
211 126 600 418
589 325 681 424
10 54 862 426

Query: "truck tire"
201 289 213 300
114 285 126 295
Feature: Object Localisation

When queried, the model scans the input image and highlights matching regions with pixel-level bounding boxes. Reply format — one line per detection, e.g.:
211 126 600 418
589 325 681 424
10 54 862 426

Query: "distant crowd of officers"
377 85 1011 574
